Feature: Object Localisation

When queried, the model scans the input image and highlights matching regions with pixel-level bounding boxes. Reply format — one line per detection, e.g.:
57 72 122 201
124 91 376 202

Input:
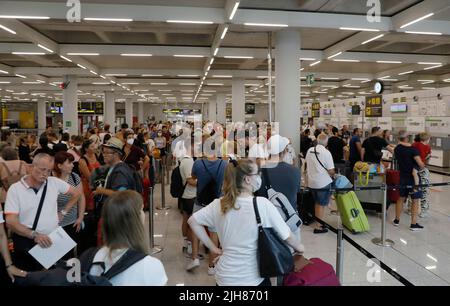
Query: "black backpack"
112 163 143 194
170 158 188 198
14 247 146 286
197 160 223 206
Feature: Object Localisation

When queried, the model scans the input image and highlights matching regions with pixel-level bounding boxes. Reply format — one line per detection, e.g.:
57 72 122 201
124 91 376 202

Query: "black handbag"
253 197 294 278
12 182 48 256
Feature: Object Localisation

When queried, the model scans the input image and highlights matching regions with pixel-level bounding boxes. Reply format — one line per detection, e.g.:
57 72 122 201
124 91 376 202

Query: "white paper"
29 227 76 269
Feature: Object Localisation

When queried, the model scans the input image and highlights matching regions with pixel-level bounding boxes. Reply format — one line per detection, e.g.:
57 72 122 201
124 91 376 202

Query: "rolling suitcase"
283 257 340 286
298 188 315 226
335 191 370 234
386 169 400 203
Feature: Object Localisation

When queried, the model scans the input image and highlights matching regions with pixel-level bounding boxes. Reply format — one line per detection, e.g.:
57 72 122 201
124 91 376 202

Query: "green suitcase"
335 191 370 234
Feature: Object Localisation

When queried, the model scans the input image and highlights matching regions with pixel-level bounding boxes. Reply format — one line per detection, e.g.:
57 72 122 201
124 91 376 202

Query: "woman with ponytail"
188 158 304 286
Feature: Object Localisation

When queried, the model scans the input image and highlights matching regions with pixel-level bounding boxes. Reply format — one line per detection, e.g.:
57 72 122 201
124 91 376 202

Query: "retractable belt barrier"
314 217 415 286
304 181 450 193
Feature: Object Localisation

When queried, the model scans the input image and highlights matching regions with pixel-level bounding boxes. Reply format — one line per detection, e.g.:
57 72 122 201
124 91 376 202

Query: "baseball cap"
267 134 289 155
102 137 124 155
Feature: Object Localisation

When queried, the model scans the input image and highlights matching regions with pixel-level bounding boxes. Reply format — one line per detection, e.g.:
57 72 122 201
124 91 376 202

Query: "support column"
232 78 245 123
125 99 133 128
138 102 145 124
208 99 217 122
62 75 78 135
216 94 226 124
104 91 116 133
275 29 301 153
37 100 47 132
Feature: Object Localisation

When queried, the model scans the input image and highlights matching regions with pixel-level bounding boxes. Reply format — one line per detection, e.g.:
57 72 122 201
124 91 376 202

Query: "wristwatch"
30 230 37 239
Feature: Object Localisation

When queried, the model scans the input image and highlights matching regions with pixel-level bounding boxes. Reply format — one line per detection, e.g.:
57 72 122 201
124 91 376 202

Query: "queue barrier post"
148 186 163 254
372 183 395 247
156 161 171 211
336 217 344 284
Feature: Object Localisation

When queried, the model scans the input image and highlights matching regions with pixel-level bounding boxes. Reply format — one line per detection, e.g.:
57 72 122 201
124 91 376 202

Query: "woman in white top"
89 190 168 286
188 159 304 286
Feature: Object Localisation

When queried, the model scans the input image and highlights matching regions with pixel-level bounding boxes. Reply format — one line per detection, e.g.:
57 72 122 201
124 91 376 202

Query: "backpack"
110 163 143 194
196 160 223 206
14 247 147 286
170 158 188 198
0 161 25 191
261 168 302 233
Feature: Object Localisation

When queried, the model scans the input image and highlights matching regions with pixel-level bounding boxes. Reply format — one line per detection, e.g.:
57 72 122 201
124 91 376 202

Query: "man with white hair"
5 153 81 271
305 133 335 234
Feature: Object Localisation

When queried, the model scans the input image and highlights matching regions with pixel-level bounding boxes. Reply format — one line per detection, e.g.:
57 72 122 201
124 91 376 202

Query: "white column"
138 102 144 124
104 91 116 132
125 99 133 127
208 99 217 122
232 78 245 123
62 75 78 135
275 29 301 153
216 94 226 124
37 100 47 131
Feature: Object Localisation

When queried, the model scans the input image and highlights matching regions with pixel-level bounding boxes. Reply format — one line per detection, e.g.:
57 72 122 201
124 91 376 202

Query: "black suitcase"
298 188 315 226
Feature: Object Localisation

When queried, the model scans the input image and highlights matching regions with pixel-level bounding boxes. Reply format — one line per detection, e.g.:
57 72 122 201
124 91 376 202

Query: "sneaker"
313 227 328 234
393 219 400 227
186 258 200 271
207 265 216 276
410 223 424 231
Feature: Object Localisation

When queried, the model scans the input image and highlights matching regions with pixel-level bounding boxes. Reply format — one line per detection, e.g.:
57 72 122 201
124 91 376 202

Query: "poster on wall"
378 117 392 131
406 117 425 133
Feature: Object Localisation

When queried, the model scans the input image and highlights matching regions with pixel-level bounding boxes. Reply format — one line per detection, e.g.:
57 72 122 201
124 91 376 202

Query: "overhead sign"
311 101 320 118
306 74 315 86
365 95 383 117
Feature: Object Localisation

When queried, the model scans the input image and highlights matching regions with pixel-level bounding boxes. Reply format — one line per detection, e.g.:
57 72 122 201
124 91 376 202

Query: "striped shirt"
57 172 81 227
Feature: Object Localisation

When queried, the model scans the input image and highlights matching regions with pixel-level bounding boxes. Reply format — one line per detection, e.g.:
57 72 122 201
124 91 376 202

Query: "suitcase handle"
350 208 359 219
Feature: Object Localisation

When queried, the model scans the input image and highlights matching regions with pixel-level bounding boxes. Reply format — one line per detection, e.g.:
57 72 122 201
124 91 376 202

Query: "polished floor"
145 172 450 286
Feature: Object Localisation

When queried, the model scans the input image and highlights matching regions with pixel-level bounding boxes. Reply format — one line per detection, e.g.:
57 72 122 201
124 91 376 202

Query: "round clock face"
374 82 383 94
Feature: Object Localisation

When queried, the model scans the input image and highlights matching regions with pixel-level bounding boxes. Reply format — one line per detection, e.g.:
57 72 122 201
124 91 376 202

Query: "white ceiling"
0 0 449 105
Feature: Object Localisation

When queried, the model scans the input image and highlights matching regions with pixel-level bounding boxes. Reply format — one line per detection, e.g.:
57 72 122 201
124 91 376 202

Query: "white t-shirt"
305 145 334 189
5 176 70 235
179 157 196 199
89 247 167 286
193 196 291 286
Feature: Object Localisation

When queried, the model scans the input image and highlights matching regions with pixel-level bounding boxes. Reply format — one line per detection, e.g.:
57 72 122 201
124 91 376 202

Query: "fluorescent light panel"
15 74 26 78
220 26 228 40
173 54 204 58
0 24 16 34
223 55 254 59
310 60 321 67
376 60 402 64
37 44 54 53
361 34 385 45
84 17 133 22
229 1 240 20
340 27 380 32
424 65 442 70
67 53 99 56
398 70 414 75
418 62 442 65
0 15 50 19
167 20 213 24
327 52 342 59
0 70 8 74
333 59 360 62
120 53 152 57
244 23 288 27
404 31 442 35
12 52 45 55
212 75 232 78
400 13 434 29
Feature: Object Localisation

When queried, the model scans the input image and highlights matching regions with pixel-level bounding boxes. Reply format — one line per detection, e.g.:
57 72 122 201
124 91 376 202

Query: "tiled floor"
145 172 450 286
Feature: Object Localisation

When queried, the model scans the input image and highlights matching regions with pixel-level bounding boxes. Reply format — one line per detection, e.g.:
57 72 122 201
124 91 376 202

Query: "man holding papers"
5 153 81 271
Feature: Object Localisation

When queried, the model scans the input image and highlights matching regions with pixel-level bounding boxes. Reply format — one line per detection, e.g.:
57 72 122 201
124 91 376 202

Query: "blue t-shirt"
394 144 420 182
349 135 361 164
192 159 227 198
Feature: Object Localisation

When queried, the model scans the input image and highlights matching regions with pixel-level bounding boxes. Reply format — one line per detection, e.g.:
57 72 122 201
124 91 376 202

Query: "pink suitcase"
283 258 341 286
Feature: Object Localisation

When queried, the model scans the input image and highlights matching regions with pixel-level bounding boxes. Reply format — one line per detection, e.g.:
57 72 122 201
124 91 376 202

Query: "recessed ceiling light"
400 13 434 29
84 17 133 22
179 83 197 86
404 31 442 35
244 23 288 27
361 34 385 45
92 82 110 85
418 62 442 65
220 26 228 40
423 65 442 70
0 15 50 19
378 76 391 80
422 87 435 90
0 24 16 35
12 52 45 55
67 53 99 56
167 20 213 24
173 54 204 58
121 82 139 85
151 83 168 85
333 59 360 62
59 55 72 62
340 27 380 32
327 52 342 59
310 60 321 67
351 78 371 81
120 53 152 57
229 1 240 20
398 70 414 75
90 70 98 75
376 60 402 64
142 74 163 77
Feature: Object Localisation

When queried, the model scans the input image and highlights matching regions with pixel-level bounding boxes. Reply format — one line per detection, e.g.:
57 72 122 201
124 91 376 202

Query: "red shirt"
411 141 431 163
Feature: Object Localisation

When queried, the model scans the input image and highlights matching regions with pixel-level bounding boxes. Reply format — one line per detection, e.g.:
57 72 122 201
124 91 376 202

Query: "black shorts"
181 198 196 216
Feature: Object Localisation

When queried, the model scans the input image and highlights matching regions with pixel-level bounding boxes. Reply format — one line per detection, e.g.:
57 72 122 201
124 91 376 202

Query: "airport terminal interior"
0 0 450 287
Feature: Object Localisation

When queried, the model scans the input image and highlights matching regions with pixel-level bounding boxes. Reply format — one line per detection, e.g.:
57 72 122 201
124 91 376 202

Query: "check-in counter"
428 136 450 168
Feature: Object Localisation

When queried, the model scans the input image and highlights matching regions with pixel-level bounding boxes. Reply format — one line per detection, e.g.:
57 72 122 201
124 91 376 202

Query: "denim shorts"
399 178 422 200
311 183 332 206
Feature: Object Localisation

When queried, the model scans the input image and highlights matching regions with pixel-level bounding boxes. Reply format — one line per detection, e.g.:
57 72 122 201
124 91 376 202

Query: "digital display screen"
351 105 361 115
245 103 255 114
390 104 408 113
322 109 332 115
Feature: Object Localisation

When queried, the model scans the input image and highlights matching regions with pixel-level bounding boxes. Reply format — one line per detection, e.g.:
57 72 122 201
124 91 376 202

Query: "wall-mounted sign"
365 95 382 117
311 101 320 117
